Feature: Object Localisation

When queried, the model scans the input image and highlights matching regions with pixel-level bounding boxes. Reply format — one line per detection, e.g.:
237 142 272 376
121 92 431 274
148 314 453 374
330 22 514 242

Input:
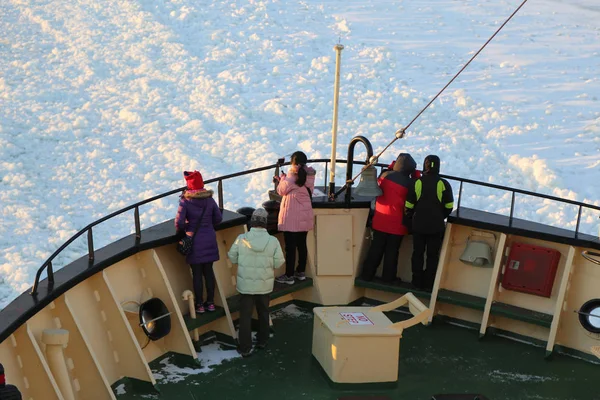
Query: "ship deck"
113 302 596 400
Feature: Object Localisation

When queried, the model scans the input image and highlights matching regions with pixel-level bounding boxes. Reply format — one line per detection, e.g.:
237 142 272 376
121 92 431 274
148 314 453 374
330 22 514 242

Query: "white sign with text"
339 312 374 326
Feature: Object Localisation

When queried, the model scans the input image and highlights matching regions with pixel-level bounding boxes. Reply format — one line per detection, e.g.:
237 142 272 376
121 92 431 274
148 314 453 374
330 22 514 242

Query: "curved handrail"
31 159 341 295
30 158 600 295
337 136 375 201
442 174 600 211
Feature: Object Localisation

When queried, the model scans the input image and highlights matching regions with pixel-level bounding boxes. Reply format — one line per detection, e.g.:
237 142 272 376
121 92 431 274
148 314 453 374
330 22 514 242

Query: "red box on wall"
501 242 561 298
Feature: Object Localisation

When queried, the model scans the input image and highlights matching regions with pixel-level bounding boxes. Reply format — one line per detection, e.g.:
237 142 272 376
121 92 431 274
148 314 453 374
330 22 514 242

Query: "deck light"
139 298 172 341
459 231 495 267
459 241 492 267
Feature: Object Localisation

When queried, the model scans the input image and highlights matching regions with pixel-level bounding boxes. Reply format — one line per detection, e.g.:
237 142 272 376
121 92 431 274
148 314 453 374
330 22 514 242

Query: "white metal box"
311 294 430 384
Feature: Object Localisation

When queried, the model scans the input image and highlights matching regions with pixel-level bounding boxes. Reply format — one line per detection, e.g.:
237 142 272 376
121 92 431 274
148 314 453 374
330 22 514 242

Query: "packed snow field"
1 0 599 308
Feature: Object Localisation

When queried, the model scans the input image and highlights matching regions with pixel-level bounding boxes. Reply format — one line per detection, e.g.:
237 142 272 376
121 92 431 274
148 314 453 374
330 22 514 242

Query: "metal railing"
446 174 600 234
30 158 600 296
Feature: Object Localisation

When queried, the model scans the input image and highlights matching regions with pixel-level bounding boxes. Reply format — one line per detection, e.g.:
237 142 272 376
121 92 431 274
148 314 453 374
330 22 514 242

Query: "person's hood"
241 228 271 252
183 189 214 199
392 153 417 175
423 155 441 175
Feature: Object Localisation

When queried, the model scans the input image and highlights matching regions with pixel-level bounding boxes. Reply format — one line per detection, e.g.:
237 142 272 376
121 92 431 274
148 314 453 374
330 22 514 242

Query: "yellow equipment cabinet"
312 293 430 383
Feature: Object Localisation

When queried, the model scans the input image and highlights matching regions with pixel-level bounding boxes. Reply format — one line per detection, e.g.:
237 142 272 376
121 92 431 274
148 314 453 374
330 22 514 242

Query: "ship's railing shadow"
31 159 600 296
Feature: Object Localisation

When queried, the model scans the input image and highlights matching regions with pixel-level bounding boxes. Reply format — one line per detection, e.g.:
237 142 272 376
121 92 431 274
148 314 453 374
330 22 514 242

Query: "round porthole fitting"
578 299 600 334
582 250 600 266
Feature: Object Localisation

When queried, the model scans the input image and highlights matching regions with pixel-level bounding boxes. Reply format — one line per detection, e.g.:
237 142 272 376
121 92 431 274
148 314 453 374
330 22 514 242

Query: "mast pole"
328 43 344 201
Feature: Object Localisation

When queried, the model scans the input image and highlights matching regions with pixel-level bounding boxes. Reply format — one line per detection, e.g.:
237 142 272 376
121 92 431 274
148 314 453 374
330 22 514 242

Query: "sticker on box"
339 312 374 325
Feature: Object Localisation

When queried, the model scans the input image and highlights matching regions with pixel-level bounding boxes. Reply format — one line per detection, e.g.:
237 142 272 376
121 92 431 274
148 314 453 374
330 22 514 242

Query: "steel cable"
337 0 530 194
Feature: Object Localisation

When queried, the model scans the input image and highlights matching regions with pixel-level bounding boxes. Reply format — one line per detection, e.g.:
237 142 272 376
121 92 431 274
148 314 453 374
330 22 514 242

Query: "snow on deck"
153 343 240 384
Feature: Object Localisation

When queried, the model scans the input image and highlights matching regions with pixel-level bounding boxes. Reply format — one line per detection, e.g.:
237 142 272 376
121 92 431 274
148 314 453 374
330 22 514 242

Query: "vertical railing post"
324 161 329 191
47 261 54 286
575 205 582 238
456 181 464 218
218 180 224 209
509 192 516 227
134 206 141 242
87 228 94 262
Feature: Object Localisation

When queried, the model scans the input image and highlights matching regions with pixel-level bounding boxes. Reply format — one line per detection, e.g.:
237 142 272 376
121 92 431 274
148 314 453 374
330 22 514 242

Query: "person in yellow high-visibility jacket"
405 155 454 291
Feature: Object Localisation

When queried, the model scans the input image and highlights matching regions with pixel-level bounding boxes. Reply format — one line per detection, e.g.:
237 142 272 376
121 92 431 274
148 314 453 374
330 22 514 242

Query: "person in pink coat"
273 151 316 284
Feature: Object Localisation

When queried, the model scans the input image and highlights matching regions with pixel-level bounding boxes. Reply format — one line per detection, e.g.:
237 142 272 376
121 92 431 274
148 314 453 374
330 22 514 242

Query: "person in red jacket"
361 153 417 283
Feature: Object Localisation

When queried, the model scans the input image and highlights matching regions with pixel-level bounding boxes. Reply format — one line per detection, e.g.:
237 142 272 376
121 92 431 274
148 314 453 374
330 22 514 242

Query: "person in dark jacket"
405 155 454 291
361 153 417 283
0 363 22 400
175 170 223 313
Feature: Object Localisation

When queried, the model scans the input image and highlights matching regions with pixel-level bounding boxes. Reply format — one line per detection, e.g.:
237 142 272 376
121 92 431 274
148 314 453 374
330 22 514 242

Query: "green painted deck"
489 302 553 328
437 289 486 311
115 302 597 400
354 277 433 299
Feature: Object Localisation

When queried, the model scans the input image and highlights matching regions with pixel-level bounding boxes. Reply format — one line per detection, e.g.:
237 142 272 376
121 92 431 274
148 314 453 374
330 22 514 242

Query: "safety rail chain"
31 158 600 296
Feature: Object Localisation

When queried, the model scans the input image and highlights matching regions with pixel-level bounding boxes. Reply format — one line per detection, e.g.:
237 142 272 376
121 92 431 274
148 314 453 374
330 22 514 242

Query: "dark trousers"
191 263 215 305
283 231 308 277
411 232 444 289
238 293 270 353
361 229 404 282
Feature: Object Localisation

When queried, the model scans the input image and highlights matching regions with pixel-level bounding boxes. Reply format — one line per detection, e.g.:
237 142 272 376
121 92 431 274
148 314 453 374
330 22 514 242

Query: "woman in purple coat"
175 170 223 313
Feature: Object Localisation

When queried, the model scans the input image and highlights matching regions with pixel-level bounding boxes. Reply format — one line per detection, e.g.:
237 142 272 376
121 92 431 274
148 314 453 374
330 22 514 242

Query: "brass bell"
353 166 383 197
459 239 492 267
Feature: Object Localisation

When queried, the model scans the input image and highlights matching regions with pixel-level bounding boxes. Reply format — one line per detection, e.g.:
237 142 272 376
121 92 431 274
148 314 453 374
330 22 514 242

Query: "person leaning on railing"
175 170 223 314
404 155 454 291
272 151 316 285
361 153 418 284
0 363 22 400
